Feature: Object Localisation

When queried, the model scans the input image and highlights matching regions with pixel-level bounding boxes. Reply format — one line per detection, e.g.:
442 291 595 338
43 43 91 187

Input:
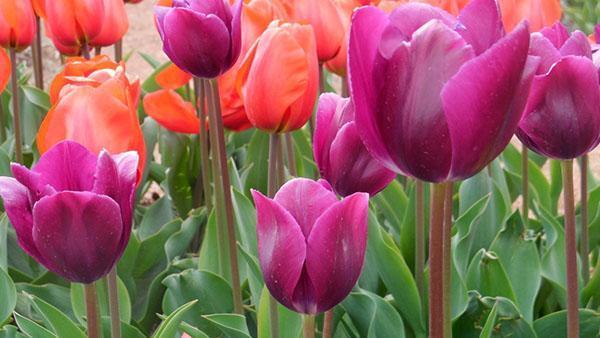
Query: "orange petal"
89 0 129 47
155 63 192 90
498 0 561 32
142 89 199 134
0 48 9 93
0 0 36 50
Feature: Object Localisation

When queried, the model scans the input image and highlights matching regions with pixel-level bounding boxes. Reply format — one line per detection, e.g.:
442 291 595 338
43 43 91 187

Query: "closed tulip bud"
349 0 538 183
314 93 395 196
89 0 129 47
155 0 242 78
324 0 355 76
239 21 319 133
38 56 146 179
517 23 600 160
0 48 9 93
43 20 81 56
0 0 36 51
0 141 138 283
251 178 368 314
498 0 561 32
45 0 105 47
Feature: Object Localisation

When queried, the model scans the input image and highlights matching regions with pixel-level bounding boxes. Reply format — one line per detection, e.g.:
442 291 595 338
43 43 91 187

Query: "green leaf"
152 300 198 338
70 278 132 326
257 286 302 338
533 309 600 338
13 312 57 338
100 317 145 338
139 52 163 69
197 210 220 275
478 302 498 338
165 209 206 262
0 325 26 338
342 289 405 338
237 242 263 308
142 62 172 93
453 193 491 277
15 284 74 321
0 266 16 325
465 249 517 304
202 314 251 338
28 293 86 338
138 196 175 240
243 130 270 196
231 188 258 257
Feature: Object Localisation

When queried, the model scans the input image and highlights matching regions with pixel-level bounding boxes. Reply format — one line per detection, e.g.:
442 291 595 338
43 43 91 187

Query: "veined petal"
529 33 561 74
559 31 592 58
456 0 504 55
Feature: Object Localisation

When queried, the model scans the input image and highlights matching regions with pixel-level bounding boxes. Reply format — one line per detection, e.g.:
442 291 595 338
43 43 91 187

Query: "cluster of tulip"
0 0 596 337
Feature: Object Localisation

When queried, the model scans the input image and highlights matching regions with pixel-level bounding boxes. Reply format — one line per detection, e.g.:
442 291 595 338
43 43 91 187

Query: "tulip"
517 22 600 160
251 178 368 314
323 0 355 77
155 0 242 78
156 63 192 90
348 0 537 183
0 0 36 51
38 56 146 179
45 0 105 47
143 89 199 134
89 0 129 47
43 20 81 56
0 141 138 283
288 0 344 62
239 21 319 133
314 93 395 196
498 0 561 32
32 0 46 18
0 48 9 93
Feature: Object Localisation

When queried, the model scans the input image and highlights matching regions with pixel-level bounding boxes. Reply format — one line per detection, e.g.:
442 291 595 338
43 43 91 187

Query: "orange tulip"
0 0 36 51
421 0 468 15
44 20 81 56
32 0 46 18
498 0 561 32
38 57 146 179
239 21 318 132
156 63 192 90
0 48 9 93
143 89 199 134
323 0 357 77
45 0 104 47
288 0 344 62
90 0 129 47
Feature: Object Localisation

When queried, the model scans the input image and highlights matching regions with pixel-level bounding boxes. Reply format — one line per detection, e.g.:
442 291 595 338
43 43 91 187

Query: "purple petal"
372 20 474 182
328 122 396 196
32 141 97 192
251 190 306 312
529 33 561 74
226 0 242 70
188 0 232 26
540 22 570 49
162 8 230 78
443 22 532 180
11 163 56 203
273 178 339 237
559 31 592 58
305 192 369 313
387 3 455 38
349 6 398 173
456 0 504 55
32 191 123 283
0 177 47 265
517 56 600 159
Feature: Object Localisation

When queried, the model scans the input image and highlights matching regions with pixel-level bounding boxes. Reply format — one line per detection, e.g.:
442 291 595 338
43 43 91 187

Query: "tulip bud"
0 0 36 51
0 48 9 93
517 23 600 160
314 93 395 196
38 56 146 179
0 141 138 283
45 0 105 47
89 0 129 47
349 0 537 182
155 0 242 78
251 178 368 314
239 21 319 133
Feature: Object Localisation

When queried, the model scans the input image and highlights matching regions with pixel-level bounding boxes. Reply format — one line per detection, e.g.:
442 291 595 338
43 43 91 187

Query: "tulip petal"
156 63 192 90
0 48 9 93
443 22 531 180
188 0 232 25
252 190 306 311
517 56 600 159
273 178 339 237
306 192 369 313
559 31 592 58
162 8 231 78
90 0 129 47
540 23 570 49
11 163 56 203
529 33 561 74
456 0 504 55
387 3 455 39
32 140 98 192
228 0 242 69
313 93 348 178
143 89 199 134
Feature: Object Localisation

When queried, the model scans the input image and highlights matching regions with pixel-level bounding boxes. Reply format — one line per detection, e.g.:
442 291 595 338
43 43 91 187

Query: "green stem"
322 310 334 338
429 182 448 338
32 16 44 89
94 46 101 57
443 182 454 338
580 155 589 284
107 268 121 338
267 133 281 338
284 133 297 177
303 314 315 338
522 145 529 226
341 75 348 97
415 180 425 317
562 160 579 338
0 99 6 142
9 48 22 163
84 283 101 338
193 78 212 211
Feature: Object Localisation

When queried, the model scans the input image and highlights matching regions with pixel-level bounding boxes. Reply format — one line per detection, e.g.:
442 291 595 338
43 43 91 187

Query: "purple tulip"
0 141 138 284
348 0 538 183
313 93 395 197
516 22 600 160
251 178 368 314
155 0 242 78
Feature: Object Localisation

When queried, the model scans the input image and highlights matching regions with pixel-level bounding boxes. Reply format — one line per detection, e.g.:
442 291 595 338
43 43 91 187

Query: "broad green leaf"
15 284 74 322
138 196 175 240
0 325 26 338
478 302 498 338
152 300 198 338
342 289 405 338
0 214 9 270
197 210 220 275
453 193 491 277
0 268 16 325
257 286 302 338
100 317 145 338
533 309 600 338
243 130 270 196
397 180 429 273
165 209 206 262
237 243 263 307
202 314 251 338
13 312 56 338
465 249 517 304
28 293 86 338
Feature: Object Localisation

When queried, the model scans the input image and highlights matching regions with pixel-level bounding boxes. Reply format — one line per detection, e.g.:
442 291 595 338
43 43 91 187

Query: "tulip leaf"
291 128 317 179
0 267 16 326
237 243 263 308
15 284 74 321
99 317 145 338
257 286 302 338
13 312 57 338
152 300 198 338
138 196 175 240
465 249 517 304
28 293 86 338
165 208 206 262
202 314 250 338
0 325 25 338
398 180 429 274
142 61 172 93
533 309 600 338
342 289 406 338
453 193 491 278
70 277 132 326
232 188 258 257
243 130 270 196
197 210 221 276
0 214 8 272
138 117 160 195
139 53 163 70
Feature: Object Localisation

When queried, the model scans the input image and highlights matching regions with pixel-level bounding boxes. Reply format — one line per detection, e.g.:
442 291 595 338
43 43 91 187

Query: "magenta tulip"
155 0 242 78
0 141 138 283
314 93 395 197
348 0 537 182
517 22 600 159
251 178 368 314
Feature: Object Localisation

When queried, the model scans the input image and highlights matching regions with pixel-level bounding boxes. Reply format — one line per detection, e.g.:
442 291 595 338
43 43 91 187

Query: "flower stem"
443 182 454 338
580 155 589 284
193 78 212 211
84 283 101 338
562 159 579 338
32 16 44 90
429 182 448 338
522 145 529 227
284 133 297 177
415 179 425 317
114 39 123 62
267 133 281 338
107 268 121 338
9 48 22 163
0 97 6 142
341 76 348 97
322 310 334 338
303 314 315 338
94 46 101 57
82 43 91 60
209 79 243 314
